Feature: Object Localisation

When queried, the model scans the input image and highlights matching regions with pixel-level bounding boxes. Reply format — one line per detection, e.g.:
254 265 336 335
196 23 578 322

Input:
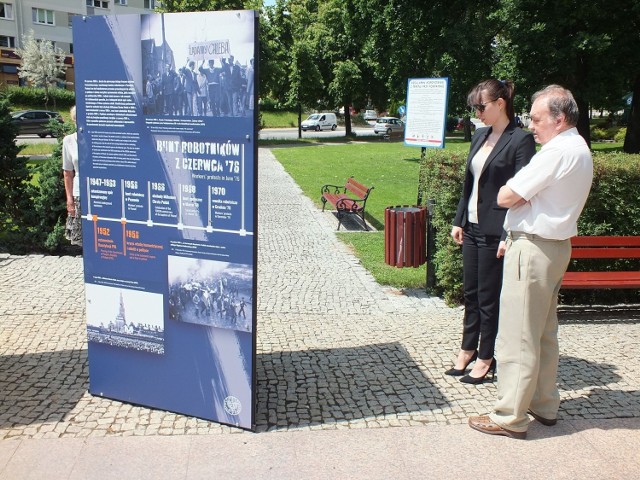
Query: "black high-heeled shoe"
460 358 496 384
444 351 478 376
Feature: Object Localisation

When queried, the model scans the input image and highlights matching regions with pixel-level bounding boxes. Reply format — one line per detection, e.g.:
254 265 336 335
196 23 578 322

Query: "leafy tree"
310 0 378 135
372 1 496 140
0 96 32 251
260 0 297 108
491 0 640 148
16 30 67 108
289 39 323 136
160 0 254 11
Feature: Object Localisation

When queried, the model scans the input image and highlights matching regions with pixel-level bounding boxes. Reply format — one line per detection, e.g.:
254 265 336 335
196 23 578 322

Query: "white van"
301 112 338 131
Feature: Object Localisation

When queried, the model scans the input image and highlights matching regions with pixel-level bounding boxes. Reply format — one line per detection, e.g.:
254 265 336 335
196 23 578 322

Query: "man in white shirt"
63 106 81 246
469 85 593 439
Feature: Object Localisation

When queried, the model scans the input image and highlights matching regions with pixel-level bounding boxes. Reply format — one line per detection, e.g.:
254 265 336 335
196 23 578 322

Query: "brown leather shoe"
527 409 557 426
468 415 527 439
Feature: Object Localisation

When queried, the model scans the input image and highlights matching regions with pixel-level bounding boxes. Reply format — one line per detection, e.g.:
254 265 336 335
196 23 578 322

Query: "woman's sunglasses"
469 99 498 113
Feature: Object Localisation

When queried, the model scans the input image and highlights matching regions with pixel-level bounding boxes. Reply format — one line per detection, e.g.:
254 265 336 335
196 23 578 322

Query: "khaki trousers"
489 233 571 431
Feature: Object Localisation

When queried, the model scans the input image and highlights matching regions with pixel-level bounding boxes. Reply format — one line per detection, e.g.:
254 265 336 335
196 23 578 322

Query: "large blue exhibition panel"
73 10 258 430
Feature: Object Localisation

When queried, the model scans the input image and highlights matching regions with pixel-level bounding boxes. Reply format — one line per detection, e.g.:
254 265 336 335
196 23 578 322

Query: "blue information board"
73 10 258 430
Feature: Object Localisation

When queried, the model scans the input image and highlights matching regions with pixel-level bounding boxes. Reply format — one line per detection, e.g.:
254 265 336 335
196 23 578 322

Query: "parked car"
301 112 338 131
10 110 64 137
363 109 377 121
373 117 404 135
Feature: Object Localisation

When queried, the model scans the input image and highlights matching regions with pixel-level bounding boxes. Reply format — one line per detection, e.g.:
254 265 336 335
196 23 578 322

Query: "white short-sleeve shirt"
62 132 79 197
503 128 593 240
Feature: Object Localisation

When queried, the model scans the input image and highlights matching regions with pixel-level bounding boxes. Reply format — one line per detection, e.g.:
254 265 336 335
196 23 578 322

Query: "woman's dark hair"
467 78 516 122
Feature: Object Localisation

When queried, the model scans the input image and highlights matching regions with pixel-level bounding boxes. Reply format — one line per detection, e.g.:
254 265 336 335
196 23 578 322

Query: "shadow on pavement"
0 348 88 429
255 342 445 432
325 211 382 232
557 354 640 423
2 346 638 433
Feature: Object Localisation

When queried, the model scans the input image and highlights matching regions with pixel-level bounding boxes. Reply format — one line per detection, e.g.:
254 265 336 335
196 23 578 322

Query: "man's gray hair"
531 85 579 126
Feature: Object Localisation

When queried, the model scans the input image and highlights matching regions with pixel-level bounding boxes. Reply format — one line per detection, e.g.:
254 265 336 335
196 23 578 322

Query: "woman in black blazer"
446 79 536 383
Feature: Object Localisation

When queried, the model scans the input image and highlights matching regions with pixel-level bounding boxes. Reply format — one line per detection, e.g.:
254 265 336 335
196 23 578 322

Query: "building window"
87 0 109 8
0 2 13 20
116 0 127 5
1 63 18 74
0 36 16 48
32 8 55 26
144 0 158 10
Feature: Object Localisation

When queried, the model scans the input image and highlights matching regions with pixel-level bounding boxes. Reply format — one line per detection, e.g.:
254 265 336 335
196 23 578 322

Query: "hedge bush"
614 127 627 143
2 85 75 110
419 150 640 306
590 124 625 142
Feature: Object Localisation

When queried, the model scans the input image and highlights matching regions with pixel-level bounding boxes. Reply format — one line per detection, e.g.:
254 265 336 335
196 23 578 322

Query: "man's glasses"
469 99 498 113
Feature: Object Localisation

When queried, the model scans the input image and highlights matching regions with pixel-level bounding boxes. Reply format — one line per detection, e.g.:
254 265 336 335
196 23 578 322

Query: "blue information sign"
73 10 259 430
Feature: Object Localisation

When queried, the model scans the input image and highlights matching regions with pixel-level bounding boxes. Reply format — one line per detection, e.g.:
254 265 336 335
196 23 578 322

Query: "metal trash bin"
384 205 427 268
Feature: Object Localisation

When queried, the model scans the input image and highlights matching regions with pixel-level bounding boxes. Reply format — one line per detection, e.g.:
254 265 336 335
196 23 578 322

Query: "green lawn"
19 143 57 156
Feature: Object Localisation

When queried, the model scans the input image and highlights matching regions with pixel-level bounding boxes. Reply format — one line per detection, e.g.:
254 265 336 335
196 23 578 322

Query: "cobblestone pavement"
1 148 639 440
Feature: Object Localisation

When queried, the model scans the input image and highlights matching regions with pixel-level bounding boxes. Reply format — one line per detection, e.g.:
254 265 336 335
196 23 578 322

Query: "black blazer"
453 122 536 238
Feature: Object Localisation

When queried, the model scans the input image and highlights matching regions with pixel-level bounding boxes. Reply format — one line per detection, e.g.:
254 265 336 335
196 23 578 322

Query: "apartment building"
0 0 160 86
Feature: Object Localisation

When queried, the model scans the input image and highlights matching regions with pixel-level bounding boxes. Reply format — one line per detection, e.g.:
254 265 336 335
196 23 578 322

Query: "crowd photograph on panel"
168 255 253 332
141 12 255 118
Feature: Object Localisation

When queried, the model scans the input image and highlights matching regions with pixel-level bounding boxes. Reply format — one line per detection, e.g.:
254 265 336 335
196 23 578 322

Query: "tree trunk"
624 74 640 154
297 102 302 139
463 116 472 142
575 96 591 148
344 101 352 136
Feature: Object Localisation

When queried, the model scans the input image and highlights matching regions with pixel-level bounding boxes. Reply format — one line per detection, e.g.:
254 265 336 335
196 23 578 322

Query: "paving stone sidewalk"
1 148 639 440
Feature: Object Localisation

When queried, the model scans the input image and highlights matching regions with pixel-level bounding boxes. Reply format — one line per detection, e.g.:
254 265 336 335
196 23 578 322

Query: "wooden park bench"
561 236 640 289
321 177 374 230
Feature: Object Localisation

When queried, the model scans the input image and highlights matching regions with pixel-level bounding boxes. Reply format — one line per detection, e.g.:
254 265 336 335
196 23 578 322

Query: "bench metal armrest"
336 197 364 212
321 184 344 195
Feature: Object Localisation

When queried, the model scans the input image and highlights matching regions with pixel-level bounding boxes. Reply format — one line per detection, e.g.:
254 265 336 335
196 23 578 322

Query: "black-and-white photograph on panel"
168 255 253 332
141 11 255 118
85 284 165 355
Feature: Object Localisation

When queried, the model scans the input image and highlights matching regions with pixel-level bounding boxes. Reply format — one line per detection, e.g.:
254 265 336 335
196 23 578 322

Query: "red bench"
562 236 640 289
321 177 373 230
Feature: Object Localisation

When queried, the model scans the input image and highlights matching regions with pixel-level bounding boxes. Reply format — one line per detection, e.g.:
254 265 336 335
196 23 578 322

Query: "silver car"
363 109 377 121
373 116 404 135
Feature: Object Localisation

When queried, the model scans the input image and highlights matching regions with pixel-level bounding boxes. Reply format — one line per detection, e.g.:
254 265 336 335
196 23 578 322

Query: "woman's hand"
497 240 507 258
451 226 464 245
67 199 76 216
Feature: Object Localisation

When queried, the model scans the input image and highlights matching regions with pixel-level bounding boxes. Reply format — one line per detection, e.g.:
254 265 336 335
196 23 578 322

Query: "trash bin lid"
387 206 423 213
